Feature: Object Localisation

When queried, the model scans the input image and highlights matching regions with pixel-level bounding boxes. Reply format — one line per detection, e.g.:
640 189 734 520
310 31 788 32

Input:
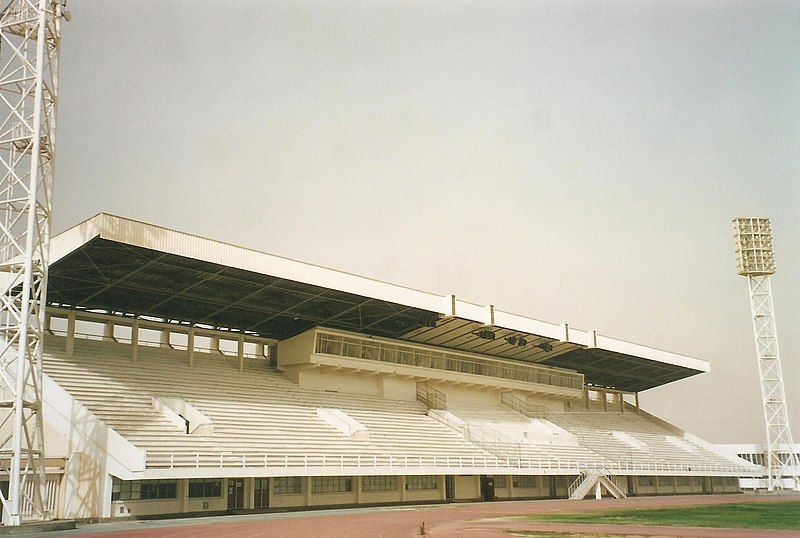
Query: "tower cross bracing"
0 0 64 525
733 217 800 492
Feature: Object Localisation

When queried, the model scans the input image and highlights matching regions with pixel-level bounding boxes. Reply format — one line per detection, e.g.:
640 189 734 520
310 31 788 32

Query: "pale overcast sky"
54 1 799 443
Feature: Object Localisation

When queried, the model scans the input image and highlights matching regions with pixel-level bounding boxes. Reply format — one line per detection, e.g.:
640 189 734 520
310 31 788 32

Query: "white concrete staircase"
568 471 626 500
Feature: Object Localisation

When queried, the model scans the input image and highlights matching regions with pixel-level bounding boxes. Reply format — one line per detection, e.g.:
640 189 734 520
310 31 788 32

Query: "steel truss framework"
0 0 63 525
747 275 800 491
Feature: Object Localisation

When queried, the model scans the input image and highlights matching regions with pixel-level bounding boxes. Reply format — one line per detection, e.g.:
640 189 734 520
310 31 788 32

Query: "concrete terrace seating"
546 409 732 470
42 336 495 470
447 405 605 465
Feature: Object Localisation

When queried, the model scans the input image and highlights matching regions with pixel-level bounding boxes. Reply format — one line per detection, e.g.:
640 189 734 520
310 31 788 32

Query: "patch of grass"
513 501 800 530
507 530 624 538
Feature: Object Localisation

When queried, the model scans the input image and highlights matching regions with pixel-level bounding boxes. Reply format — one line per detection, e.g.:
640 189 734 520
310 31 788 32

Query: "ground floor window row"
110 474 740 506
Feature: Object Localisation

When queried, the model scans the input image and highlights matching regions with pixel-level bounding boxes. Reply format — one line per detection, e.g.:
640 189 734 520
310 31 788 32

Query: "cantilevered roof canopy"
46 213 708 392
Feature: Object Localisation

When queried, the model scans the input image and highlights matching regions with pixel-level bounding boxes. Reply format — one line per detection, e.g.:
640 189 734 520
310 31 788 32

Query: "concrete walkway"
37 493 800 537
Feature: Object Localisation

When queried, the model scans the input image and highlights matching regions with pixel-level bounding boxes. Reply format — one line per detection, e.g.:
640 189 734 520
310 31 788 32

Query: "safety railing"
567 472 586 498
49 329 267 359
500 392 548 418
315 331 583 391
147 451 759 476
462 423 522 460
416 383 447 410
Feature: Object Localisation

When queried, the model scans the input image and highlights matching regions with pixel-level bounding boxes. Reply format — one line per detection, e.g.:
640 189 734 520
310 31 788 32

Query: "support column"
178 479 188 513
507 475 514 499
583 386 589 410
303 476 311 507
43 312 51 334
103 321 114 342
268 344 278 369
602 390 608 411
399 475 406 502
619 392 624 413
238 335 245 372
187 328 195 367
634 392 640 414
355 475 362 504
211 336 220 354
257 341 265 358
131 321 139 362
594 481 601 500
160 328 170 348
439 475 446 501
65 311 76 356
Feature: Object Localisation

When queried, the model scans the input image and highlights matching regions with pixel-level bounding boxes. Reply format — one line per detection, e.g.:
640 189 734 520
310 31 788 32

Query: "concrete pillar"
399 475 406 503
634 392 640 414
507 475 514 499
268 344 278 368
187 328 195 367
602 390 608 411
257 341 265 358
303 476 311 506
65 311 76 355
210 336 220 353
620 392 625 413
43 312 51 334
131 321 139 362
245 477 254 509
439 475 446 501
178 479 188 513
103 321 115 342
238 335 245 372
355 475 362 504
583 386 589 410
160 328 171 348
594 480 601 499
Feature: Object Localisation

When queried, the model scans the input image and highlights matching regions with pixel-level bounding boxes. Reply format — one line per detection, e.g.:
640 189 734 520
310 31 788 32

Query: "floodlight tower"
0 0 66 525
733 217 800 491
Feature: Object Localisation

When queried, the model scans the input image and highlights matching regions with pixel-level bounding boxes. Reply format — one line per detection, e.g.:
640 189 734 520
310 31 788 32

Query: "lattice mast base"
734 217 800 492
0 0 65 525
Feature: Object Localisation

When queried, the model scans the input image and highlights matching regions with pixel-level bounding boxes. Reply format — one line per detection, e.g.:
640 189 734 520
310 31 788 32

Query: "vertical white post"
131 321 139 362
594 480 601 499
237 335 244 372
65 311 76 356
187 328 195 367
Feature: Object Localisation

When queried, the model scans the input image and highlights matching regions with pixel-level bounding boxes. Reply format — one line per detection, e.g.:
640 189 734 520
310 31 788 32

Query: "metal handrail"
149 451 758 475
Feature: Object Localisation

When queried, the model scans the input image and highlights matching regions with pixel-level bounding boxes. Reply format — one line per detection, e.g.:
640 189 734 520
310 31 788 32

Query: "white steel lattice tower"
733 217 800 491
0 0 65 525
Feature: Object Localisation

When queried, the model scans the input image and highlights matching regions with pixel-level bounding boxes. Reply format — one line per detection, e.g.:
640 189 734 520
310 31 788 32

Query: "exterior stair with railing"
568 470 626 500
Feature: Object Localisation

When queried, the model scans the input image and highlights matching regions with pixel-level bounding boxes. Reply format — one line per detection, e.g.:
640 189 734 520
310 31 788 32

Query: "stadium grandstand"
25 212 757 521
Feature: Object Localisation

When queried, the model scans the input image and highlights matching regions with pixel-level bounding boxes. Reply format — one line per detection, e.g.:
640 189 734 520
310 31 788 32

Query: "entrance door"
254 477 269 509
479 475 495 501
445 476 455 501
227 478 245 510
